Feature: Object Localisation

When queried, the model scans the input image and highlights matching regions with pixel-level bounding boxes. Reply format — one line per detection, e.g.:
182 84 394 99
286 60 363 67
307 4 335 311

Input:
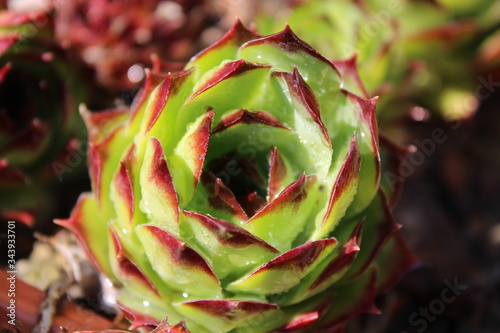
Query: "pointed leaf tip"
344 220 363 255
189 60 269 102
153 317 190 333
183 210 279 252
283 312 319 331
129 69 168 125
172 109 214 193
188 20 261 67
212 109 290 134
245 25 338 74
333 54 369 98
246 173 318 252
110 228 160 296
267 147 288 202
212 177 248 221
276 68 331 146
87 126 124 205
307 220 363 295
113 161 134 225
80 105 130 143
119 305 161 329
143 74 174 134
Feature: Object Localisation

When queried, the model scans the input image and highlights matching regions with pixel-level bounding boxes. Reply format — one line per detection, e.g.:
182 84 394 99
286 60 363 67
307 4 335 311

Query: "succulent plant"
257 0 500 124
58 22 416 332
53 0 209 92
0 11 85 226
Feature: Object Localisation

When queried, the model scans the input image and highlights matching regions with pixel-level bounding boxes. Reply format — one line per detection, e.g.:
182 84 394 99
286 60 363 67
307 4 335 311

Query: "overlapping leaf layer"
60 22 415 333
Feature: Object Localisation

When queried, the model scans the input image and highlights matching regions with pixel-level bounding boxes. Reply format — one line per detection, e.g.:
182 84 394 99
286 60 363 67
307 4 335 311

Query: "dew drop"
140 199 151 214
128 64 145 83
410 106 430 122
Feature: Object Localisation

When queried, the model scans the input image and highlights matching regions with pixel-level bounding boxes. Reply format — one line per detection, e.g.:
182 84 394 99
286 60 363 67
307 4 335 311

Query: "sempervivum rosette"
58 22 416 332
53 0 208 92
0 11 84 225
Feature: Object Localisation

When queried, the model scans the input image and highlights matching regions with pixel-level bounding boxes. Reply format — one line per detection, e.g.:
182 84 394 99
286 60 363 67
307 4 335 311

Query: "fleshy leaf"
136 224 222 299
118 292 182 330
274 70 333 180
80 106 130 144
128 69 168 133
149 317 191 333
139 137 180 236
138 73 175 136
276 67 331 145
181 211 279 281
305 220 363 297
275 220 363 305
311 135 361 240
267 147 290 201
175 300 280 333
245 174 318 252
178 61 272 138
342 91 380 217
238 25 340 82
109 228 160 298
168 110 214 204
88 125 130 220
281 298 332 332
227 238 337 295
55 193 114 279
212 177 249 221
212 109 290 134
187 20 261 79
138 69 195 149
111 161 134 227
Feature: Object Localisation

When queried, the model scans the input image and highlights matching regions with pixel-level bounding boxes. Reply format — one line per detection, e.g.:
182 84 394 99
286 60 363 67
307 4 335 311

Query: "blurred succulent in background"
0 11 86 227
257 0 500 134
59 22 416 333
52 0 210 93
